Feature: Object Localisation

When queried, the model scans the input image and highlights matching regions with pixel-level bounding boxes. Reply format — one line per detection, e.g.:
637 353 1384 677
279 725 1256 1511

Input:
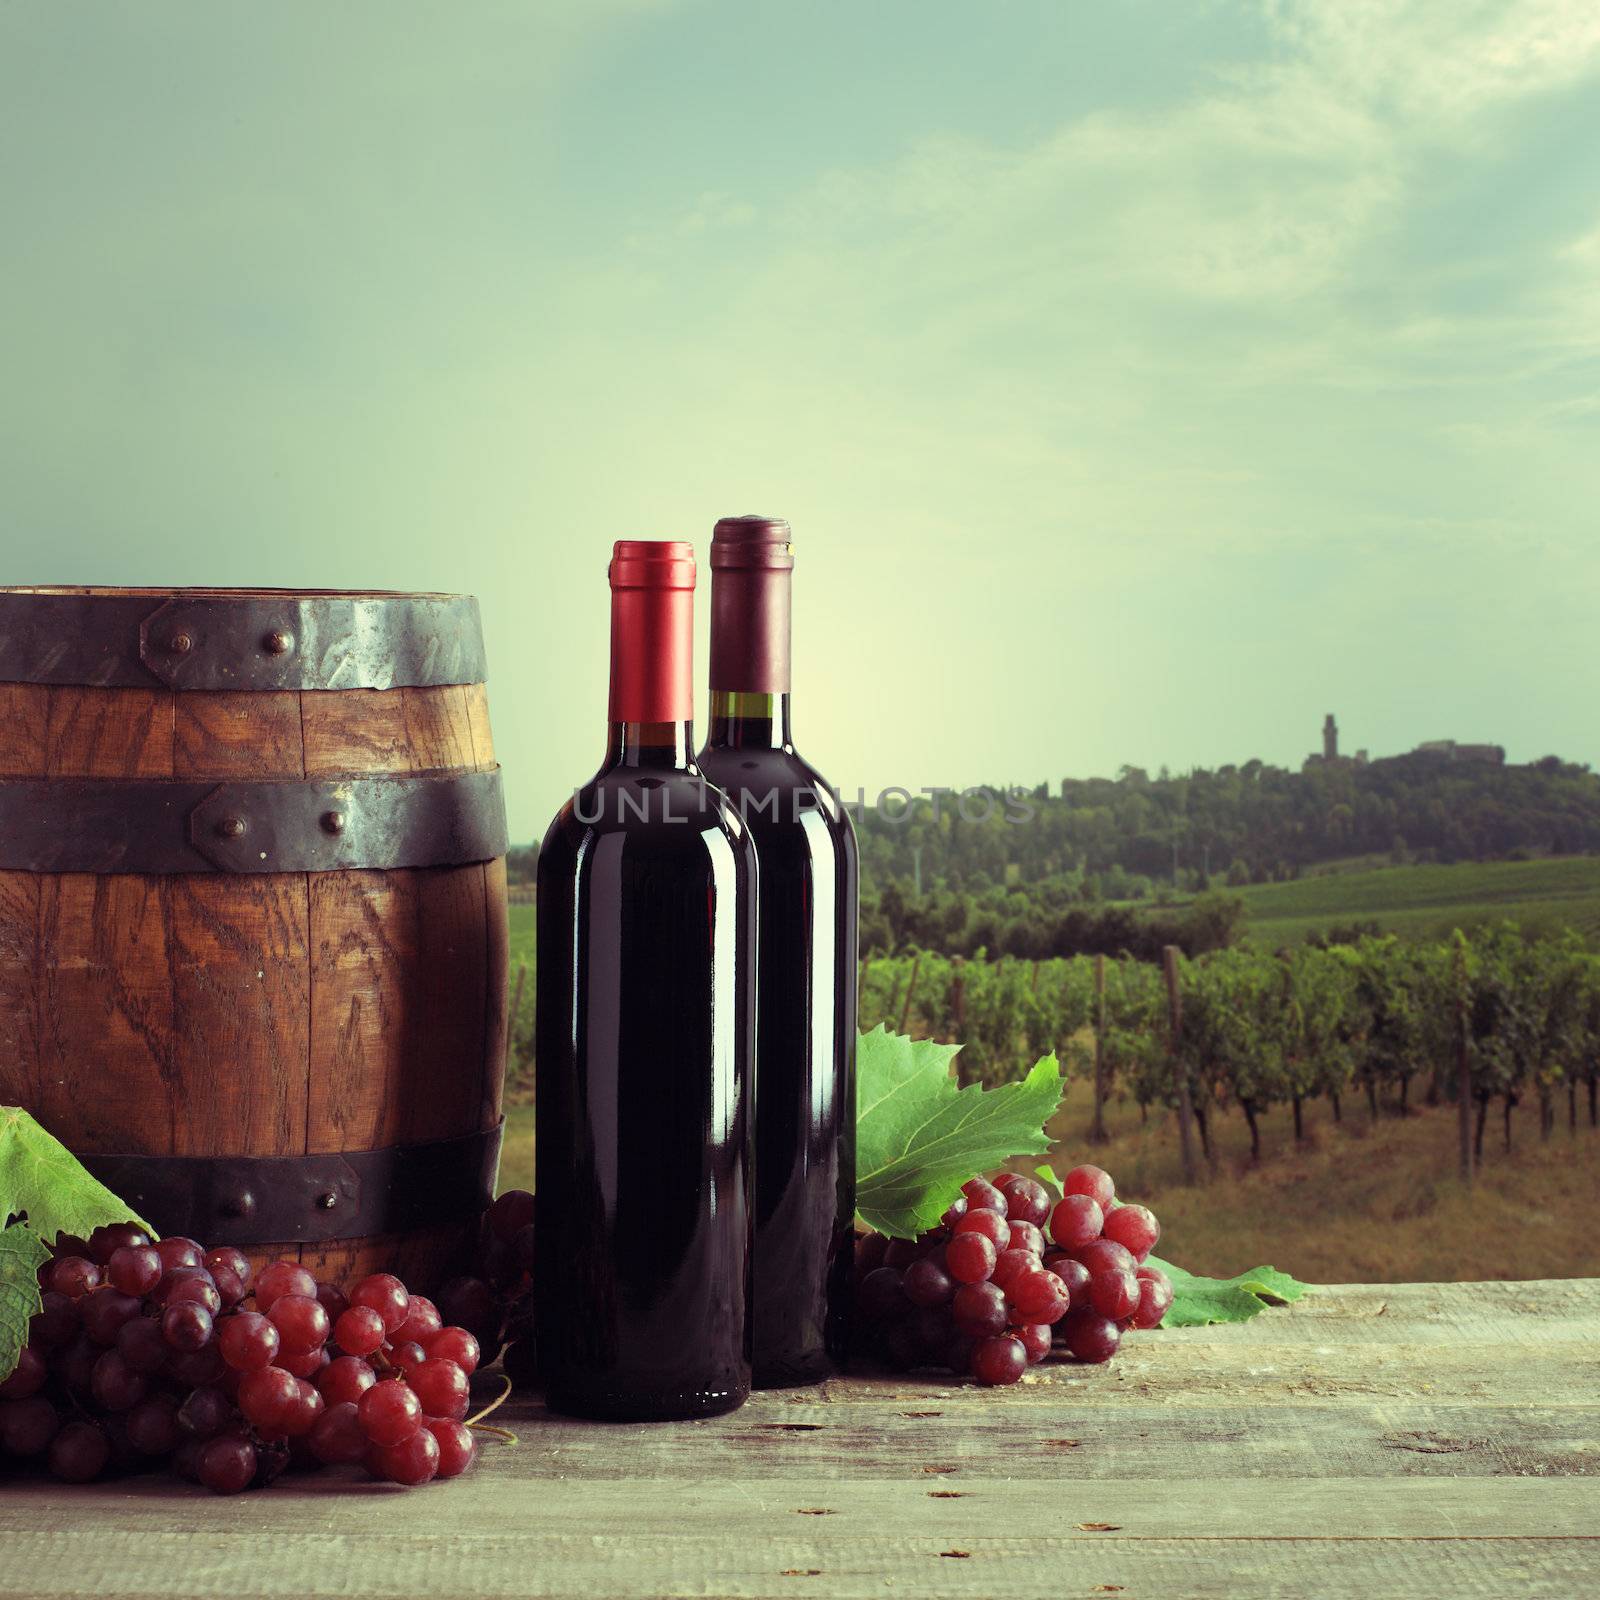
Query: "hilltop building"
1307 714 1368 768
1412 739 1506 765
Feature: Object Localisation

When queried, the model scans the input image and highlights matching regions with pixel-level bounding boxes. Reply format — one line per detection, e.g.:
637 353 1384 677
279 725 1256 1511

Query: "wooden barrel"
0 588 509 1290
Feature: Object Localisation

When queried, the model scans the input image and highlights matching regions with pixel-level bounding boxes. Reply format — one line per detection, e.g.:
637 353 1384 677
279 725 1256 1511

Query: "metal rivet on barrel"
321 810 346 835
217 815 247 840
317 1192 338 1210
221 1190 256 1221
263 630 294 656
169 632 193 655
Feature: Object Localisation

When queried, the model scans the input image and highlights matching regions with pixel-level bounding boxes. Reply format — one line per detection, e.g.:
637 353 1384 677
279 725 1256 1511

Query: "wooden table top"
2 1279 1596 1598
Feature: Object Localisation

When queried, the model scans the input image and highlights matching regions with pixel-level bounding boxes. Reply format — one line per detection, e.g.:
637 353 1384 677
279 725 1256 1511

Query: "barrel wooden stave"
0 595 506 1292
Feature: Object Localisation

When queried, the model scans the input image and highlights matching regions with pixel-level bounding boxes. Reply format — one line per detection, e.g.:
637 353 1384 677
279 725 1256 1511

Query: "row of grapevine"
858 925 1600 1165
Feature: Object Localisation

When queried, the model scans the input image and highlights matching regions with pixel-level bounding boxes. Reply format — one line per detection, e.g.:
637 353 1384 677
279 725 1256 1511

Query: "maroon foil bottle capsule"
699 515 859 1387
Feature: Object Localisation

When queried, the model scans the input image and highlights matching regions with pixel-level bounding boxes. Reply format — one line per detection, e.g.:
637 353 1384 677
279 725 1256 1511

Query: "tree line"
854 752 1600 902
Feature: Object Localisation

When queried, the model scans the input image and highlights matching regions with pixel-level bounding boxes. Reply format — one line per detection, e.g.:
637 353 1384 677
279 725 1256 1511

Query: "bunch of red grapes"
0 1226 486 1492
853 1164 1174 1385
434 1188 539 1390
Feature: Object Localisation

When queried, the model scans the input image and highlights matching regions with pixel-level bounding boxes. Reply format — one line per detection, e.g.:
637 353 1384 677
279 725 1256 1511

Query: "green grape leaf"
0 1223 51 1386
1033 1162 1062 1198
0 1106 154 1243
0 1106 154 1383
854 1026 1064 1239
1147 1255 1310 1326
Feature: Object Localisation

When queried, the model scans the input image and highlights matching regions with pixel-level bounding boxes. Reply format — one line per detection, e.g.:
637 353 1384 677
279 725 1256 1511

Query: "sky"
1 0 1597 840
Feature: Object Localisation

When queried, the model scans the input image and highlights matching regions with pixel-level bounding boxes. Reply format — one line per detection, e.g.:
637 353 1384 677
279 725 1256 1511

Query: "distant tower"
1323 714 1339 762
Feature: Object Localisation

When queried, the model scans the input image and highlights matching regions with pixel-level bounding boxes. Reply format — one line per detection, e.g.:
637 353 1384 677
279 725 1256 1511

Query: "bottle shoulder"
538 765 755 868
696 745 858 857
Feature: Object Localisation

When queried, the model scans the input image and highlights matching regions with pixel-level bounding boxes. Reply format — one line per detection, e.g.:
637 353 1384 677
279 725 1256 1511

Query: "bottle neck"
705 691 792 751
603 720 697 770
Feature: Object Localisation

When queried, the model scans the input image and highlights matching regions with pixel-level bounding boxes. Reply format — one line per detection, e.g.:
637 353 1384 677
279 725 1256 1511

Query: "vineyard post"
508 961 527 1069
897 951 922 1036
952 958 974 1088
1089 953 1109 1145
1453 941 1473 1188
1163 945 1198 1185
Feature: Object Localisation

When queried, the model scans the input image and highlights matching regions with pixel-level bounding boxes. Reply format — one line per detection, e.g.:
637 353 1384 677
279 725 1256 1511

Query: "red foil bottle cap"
608 539 695 722
709 516 793 693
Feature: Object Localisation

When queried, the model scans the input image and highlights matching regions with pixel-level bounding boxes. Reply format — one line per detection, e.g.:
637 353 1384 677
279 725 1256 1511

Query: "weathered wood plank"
0 1527 1593 1600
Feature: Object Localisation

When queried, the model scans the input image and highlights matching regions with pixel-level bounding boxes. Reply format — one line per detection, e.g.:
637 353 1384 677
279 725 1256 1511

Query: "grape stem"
465 1372 516 1443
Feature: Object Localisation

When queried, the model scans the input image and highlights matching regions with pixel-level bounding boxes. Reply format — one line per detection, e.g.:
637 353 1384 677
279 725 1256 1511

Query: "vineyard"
859 927 1600 1166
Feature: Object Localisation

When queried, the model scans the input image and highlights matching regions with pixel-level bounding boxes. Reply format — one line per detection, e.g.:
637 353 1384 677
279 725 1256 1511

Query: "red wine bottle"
534 540 757 1421
698 516 859 1388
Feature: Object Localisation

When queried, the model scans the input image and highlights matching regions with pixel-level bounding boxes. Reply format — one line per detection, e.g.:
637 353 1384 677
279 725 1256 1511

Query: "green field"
1233 855 1600 948
508 901 535 969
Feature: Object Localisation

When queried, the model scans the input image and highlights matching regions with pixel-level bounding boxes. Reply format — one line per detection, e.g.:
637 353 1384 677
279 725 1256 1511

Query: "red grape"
989 1247 1040 1295
125 1395 180 1456
351 1274 410 1335
409 1358 469 1422
1061 1164 1115 1210
435 1277 501 1347
1 1395 60 1457
370 1425 440 1486
999 1177 1051 1228
0 1344 47 1401
487 1188 535 1244
309 1401 368 1465
1013 1323 1053 1364
951 1209 1009 1250
107 1245 162 1298
90 1350 148 1412
161 1302 214 1354
857 1267 910 1321
88 1224 149 1264
951 1281 1009 1338
315 1281 350 1324
238 1366 299 1432
358 1379 422 1447
387 1341 427 1375
1102 1203 1160 1261
154 1238 206 1274
1059 1307 1122 1364
945 1233 997 1285
938 1196 968 1230
1076 1238 1137 1278
334 1305 387 1358
393 1295 443 1346
268 1293 330 1354
425 1417 477 1478
29 1292 79 1352
902 1256 956 1308
49 1420 110 1482
427 1327 481 1376
280 1379 324 1439
960 1177 1009 1216
203 1247 251 1287
176 1386 233 1440
318 1355 378 1406
1088 1266 1140 1322
1008 1269 1070 1325
1006 1220 1045 1256
1049 1194 1104 1251
219 1312 280 1372
275 1346 329 1380
969 1334 1026 1386
198 1435 257 1495
254 1260 317 1313
1131 1267 1174 1330
117 1316 169 1375
48 1257 100 1299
